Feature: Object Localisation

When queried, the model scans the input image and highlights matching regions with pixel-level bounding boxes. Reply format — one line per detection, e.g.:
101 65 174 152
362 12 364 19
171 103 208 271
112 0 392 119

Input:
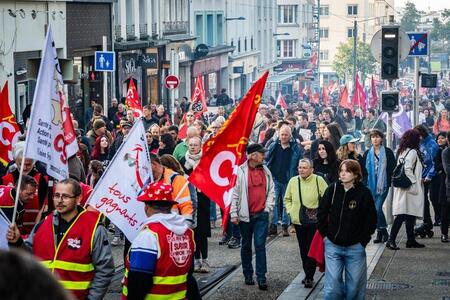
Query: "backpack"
392 149 416 188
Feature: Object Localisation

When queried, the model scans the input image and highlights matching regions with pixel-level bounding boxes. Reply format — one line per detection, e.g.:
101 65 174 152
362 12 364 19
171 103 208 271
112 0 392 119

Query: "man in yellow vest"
7 178 115 300
122 181 194 300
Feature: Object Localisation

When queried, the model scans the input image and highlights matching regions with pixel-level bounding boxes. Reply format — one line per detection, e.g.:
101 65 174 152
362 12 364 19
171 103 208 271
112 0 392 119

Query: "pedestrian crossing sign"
95 51 115 72
407 32 429 57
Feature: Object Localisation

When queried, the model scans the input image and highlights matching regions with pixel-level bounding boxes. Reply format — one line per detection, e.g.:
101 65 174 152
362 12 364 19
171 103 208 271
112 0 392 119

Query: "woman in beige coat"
387 129 425 250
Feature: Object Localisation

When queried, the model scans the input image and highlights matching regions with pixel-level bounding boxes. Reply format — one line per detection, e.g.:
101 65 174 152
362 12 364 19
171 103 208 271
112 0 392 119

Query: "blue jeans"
239 211 269 282
226 216 241 240
324 238 367 300
210 201 217 221
271 181 290 226
374 191 388 230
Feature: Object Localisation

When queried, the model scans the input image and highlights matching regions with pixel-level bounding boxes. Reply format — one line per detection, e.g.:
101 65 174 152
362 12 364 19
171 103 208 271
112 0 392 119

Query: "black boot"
373 230 383 243
386 240 400 250
381 228 389 243
441 235 449 243
406 240 425 248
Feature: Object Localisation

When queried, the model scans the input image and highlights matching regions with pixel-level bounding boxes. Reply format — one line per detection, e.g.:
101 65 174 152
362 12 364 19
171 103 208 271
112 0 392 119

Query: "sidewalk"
278 226 450 300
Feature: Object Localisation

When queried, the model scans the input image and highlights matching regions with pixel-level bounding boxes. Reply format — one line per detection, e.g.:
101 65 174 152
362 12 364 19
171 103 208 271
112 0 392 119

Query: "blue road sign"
95 51 115 72
407 32 429 57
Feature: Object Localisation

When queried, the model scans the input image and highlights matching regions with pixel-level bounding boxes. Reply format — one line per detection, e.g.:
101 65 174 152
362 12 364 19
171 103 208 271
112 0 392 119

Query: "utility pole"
316 0 320 85
353 20 358 89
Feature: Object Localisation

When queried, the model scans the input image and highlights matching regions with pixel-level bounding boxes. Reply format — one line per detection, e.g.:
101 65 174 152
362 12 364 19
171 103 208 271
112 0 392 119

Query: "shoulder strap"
331 183 337 206
297 177 303 207
316 176 321 201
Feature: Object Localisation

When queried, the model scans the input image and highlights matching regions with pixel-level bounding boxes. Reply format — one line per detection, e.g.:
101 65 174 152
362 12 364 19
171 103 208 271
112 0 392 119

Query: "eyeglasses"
54 193 77 201
186 115 194 117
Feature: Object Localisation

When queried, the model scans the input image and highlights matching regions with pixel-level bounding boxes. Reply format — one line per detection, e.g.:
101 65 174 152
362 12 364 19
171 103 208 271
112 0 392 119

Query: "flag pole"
11 153 27 226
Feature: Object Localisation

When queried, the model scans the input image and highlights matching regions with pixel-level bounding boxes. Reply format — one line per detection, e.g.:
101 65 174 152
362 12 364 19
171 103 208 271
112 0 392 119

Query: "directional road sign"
165 75 179 89
407 32 429 57
95 51 115 72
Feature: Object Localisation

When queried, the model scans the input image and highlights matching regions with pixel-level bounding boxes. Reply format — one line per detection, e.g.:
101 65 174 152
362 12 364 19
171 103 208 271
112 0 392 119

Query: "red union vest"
1 172 47 234
122 222 194 300
33 209 101 299
0 185 14 208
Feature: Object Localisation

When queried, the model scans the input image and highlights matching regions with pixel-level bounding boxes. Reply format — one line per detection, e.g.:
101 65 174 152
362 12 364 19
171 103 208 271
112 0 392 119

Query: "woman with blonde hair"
433 109 450 134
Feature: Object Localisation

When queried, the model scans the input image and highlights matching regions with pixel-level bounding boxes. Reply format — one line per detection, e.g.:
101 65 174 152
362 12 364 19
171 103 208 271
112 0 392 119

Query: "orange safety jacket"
121 222 194 300
33 210 101 299
161 168 193 221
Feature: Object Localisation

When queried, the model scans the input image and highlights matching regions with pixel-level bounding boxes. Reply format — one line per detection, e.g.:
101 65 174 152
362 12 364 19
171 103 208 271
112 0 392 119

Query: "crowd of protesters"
1 82 450 299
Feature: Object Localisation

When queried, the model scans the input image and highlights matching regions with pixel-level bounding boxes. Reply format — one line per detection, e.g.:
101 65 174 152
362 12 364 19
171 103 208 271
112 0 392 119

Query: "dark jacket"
441 147 450 203
317 181 377 247
265 139 302 182
313 158 340 184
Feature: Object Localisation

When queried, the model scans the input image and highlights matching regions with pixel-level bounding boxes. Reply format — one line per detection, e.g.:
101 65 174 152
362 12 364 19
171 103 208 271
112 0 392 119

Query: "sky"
395 0 449 12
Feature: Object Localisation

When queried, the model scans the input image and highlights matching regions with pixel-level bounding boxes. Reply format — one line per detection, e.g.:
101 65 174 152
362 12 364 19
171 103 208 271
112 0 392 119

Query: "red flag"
369 76 378 108
312 90 320 104
178 113 188 140
352 73 366 111
189 71 269 219
275 92 288 109
322 87 329 106
191 75 207 116
307 86 313 101
0 82 21 166
125 79 143 117
310 52 318 68
339 86 352 110
330 81 339 94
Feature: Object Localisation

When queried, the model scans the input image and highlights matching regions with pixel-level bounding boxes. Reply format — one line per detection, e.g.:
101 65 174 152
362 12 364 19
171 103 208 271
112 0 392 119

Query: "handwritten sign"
87 119 152 241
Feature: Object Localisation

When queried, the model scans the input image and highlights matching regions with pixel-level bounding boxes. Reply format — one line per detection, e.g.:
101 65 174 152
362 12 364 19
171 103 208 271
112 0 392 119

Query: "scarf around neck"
366 145 387 196
184 151 202 170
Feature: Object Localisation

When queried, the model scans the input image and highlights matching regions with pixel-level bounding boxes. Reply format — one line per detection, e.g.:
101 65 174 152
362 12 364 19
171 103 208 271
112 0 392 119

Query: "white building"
227 0 278 100
0 1 67 120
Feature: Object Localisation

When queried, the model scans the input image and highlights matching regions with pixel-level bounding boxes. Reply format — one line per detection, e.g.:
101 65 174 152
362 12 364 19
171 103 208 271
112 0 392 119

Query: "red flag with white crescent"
188 71 269 213
0 82 21 166
125 79 143 117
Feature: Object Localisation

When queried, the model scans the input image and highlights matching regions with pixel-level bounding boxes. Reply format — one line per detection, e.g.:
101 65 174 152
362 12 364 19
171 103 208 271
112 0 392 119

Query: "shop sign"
137 53 158 68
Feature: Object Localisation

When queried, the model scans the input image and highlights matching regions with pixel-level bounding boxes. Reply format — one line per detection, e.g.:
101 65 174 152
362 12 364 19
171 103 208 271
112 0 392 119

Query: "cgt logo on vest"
67 237 82 250
167 233 192 267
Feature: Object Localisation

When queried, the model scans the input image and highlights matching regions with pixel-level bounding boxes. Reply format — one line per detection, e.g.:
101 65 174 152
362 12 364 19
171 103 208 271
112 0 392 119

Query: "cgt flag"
0 82 21 166
126 79 143 118
24 26 71 180
189 71 269 213
191 75 207 116
87 118 151 241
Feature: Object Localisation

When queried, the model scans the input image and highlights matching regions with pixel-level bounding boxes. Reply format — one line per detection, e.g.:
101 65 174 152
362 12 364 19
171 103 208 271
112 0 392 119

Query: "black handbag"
392 149 416 188
298 177 321 225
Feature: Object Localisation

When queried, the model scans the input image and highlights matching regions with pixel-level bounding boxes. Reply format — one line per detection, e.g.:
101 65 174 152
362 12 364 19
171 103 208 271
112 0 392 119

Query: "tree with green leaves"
332 38 376 82
400 2 421 32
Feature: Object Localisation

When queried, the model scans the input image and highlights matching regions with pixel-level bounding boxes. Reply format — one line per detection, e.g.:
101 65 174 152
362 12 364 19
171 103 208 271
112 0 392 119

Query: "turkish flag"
369 76 379 108
352 73 367 111
339 86 352 111
189 71 269 214
125 79 143 117
0 82 21 166
191 75 207 116
322 87 329 106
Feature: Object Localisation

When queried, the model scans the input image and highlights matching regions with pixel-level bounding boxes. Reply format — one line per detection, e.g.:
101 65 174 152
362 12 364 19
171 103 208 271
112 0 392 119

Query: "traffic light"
421 73 437 88
381 26 399 80
381 91 399 112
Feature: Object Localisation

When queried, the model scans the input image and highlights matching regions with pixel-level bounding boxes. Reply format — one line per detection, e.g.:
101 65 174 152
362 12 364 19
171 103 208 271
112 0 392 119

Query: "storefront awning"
266 72 297 84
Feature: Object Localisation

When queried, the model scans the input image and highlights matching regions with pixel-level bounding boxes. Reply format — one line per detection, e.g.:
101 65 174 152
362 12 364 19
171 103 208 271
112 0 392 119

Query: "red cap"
137 182 176 204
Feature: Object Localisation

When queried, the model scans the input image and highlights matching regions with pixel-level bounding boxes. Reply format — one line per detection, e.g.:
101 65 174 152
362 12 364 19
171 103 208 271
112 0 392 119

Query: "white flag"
24 26 70 180
87 119 152 241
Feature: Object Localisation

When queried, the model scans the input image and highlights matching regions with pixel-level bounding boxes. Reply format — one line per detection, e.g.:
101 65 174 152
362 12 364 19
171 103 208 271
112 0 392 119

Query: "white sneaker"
111 237 121 246
194 259 202 272
200 260 210 273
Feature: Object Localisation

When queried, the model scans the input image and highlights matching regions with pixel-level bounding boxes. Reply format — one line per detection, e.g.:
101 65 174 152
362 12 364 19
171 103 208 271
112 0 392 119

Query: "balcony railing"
114 24 122 41
162 21 188 36
151 22 157 38
140 23 148 39
126 24 136 40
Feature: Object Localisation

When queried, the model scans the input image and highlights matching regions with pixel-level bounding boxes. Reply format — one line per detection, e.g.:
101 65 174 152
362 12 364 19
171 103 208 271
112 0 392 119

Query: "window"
238 38 241 52
206 14 214 46
347 27 355 38
319 5 329 16
251 36 254 50
282 40 295 58
320 50 329 61
319 28 329 39
277 5 297 24
216 14 224 45
245 37 247 51
347 5 358 16
195 14 204 44
277 40 281 57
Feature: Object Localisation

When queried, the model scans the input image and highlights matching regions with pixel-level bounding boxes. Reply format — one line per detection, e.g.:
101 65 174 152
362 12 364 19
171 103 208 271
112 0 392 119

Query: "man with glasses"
7 178 114 300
